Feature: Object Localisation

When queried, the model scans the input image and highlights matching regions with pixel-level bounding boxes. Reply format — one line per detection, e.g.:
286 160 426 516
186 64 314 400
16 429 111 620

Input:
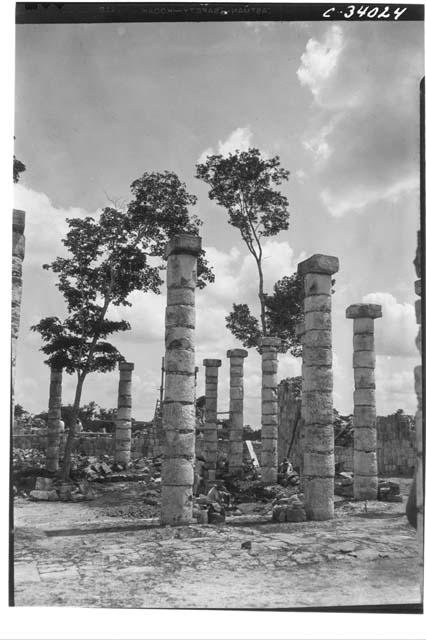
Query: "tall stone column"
161 234 201 525
227 348 248 475
46 367 63 473
11 209 25 423
203 359 221 488
414 228 423 561
114 361 134 467
296 321 306 476
298 254 339 521
259 337 281 483
346 304 382 500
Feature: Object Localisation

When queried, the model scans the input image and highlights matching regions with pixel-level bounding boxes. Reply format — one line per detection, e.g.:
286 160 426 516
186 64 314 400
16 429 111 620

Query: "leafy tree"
226 271 304 356
196 148 290 334
32 172 214 479
13 138 26 183
14 403 29 418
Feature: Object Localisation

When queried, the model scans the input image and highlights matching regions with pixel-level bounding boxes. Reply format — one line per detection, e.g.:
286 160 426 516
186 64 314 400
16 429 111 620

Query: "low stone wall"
13 431 151 459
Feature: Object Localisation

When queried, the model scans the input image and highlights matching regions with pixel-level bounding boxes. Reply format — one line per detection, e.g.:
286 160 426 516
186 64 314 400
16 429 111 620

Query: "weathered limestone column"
414 228 423 560
346 304 382 500
11 209 25 422
298 254 339 521
114 361 134 467
203 359 221 488
227 348 248 475
46 367 63 473
161 234 201 525
259 337 281 483
296 321 306 476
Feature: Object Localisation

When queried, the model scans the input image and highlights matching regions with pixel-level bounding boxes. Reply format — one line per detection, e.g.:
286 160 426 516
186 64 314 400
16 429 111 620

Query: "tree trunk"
61 374 85 480
256 258 267 335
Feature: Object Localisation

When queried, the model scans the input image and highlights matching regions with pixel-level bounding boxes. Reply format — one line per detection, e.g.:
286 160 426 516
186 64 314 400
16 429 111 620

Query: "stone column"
346 304 382 500
11 209 25 423
414 228 423 557
114 361 134 467
203 359 221 488
227 348 248 475
161 234 201 525
296 321 306 476
46 367 63 473
298 254 339 521
259 337 281 483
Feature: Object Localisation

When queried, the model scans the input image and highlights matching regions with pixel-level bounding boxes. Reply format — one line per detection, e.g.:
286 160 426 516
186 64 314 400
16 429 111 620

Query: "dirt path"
12 477 422 609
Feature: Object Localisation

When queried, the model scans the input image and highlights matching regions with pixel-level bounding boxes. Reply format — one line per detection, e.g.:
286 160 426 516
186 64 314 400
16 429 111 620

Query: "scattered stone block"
35 477 54 491
286 507 307 522
272 505 287 522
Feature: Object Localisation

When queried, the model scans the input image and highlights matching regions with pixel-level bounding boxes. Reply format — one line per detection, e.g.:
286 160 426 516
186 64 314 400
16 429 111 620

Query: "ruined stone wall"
13 431 151 459
278 387 417 477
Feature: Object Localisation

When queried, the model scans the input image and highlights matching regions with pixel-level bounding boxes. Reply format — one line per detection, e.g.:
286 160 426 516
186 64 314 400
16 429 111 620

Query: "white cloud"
297 23 423 217
362 292 417 358
198 126 253 163
297 25 344 103
375 359 417 415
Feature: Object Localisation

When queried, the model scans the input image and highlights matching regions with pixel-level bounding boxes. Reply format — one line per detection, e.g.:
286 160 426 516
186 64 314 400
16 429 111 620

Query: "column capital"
346 303 382 319
227 348 248 359
119 361 135 371
203 359 222 368
166 234 202 258
298 254 339 276
259 336 281 350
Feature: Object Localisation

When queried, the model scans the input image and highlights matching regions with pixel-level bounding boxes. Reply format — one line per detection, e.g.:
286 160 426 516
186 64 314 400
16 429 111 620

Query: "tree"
225 271 304 356
14 403 30 419
32 172 214 480
196 148 290 334
13 138 26 183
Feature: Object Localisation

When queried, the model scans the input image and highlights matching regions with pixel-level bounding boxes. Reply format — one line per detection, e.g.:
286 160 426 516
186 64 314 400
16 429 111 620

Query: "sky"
13 19 423 424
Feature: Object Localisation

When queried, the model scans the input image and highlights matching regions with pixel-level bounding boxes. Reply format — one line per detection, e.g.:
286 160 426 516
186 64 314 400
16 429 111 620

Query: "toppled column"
161 234 201 525
346 303 382 500
259 337 281 483
114 361 134 467
46 367 63 473
227 348 248 475
203 359 221 488
11 209 25 423
298 254 339 521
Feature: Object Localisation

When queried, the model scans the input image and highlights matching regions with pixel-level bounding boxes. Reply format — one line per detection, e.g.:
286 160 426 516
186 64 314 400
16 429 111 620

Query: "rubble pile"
334 471 354 497
378 480 402 502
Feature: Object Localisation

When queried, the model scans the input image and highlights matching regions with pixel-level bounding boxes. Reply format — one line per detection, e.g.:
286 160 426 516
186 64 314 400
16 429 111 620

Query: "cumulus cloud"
297 22 423 217
362 292 417 357
375 358 417 415
198 126 253 163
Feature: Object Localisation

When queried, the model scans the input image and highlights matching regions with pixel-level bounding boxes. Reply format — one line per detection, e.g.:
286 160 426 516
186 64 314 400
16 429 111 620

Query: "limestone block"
205 398 218 412
259 336 281 349
414 365 422 396
353 351 375 368
262 467 278 484
261 438 278 454
304 294 331 313
165 349 194 374
346 304 382 320
203 358 221 368
415 329 422 352
304 478 334 520
262 388 277 402
415 279 421 296
164 374 195 403
203 430 217 444
354 389 376 406
354 368 375 389
298 254 339 276
160 486 193 525
262 424 278 439
229 358 245 367
165 326 194 351
353 334 374 352
303 346 332 366
163 430 195 457
162 458 194 485
262 374 278 388
304 391 333 424
304 452 335 477
354 427 377 450
230 387 243 400
303 425 334 452
304 330 332 348
226 349 248 359
162 402 195 430
261 414 279 426
303 274 332 297
353 318 374 335
167 288 195 306
354 405 376 425
304 366 333 392
166 256 197 290
262 360 278 374
305 311 332 332
229 413 244 429
261 401 278 415
354 450 377 475
415 299 422 324
165 305 195 328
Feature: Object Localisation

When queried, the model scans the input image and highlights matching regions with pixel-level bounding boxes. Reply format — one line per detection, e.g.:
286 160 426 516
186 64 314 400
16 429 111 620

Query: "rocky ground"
12 473 422 610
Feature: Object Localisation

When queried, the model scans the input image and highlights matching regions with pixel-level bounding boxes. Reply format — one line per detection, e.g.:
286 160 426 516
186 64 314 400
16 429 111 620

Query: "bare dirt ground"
13 477 422 609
